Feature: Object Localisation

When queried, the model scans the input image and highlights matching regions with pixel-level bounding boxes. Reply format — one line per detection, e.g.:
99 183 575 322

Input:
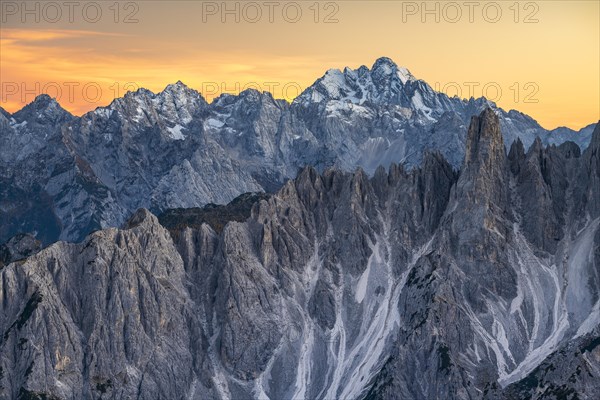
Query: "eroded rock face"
0 209 218 399
1 110 599 399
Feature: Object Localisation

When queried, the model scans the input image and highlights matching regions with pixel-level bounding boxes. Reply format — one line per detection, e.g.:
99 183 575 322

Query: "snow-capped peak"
12 94 71 124
371 57 397 75
294 57 419 106
371 57 416 84
157 80 207 109
162 80 194 95
319 69 349 98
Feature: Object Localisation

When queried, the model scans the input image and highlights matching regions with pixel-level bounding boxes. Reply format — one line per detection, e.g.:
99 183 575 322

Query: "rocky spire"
463 108 505 169
446 108 511 247
583 122 600 217
456 108 509 207
508 137 525 174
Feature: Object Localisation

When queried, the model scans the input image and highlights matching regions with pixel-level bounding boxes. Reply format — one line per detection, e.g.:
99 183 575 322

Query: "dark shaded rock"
0 233 42 267
158 192 270 236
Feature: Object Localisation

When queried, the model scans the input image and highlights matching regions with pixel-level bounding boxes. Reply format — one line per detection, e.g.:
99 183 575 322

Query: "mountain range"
1 57 596 246
0 106 599 399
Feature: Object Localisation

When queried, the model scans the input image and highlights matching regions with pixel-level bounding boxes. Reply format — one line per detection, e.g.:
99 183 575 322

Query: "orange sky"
1 1 598 130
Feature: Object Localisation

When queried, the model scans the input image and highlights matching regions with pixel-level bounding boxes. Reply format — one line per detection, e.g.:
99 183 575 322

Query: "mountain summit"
295 56 420 106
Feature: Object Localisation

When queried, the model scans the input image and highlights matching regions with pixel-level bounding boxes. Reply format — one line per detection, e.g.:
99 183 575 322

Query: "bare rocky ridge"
1 58 596 246
1 110 599 399
158 192 271 236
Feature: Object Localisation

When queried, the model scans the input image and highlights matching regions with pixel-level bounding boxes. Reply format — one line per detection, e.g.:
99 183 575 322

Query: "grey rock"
0 209 217 399
484 326 600 399
1 99 600 399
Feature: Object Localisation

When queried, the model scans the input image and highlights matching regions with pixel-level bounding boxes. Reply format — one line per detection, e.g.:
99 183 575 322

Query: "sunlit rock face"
1 111 600 399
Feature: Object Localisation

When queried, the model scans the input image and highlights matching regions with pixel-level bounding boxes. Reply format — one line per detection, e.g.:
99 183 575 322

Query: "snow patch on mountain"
167 124 186 140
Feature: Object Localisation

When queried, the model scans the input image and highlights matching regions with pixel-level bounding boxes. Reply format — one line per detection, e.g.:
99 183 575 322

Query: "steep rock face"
0 154 458 400
485 326 600 399
0 96 125 245
359 112 600 399
364 110 517 400
581 123 600 219
162 153 459 400
65 84 266 214
455 108 511 235
509 138 583 254
1 58 596 246
0 210 218 399
1 111 599 399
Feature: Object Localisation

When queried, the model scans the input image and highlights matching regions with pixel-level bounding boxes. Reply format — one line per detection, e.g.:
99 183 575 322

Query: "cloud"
0 28 323 114
1 28 125 43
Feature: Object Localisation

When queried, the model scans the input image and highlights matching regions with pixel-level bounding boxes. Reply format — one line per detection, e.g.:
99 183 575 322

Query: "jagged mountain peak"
300 67 354 102
371 56 397 70
30 93 56 107
455 108 509 219
464 108 504 166
210 88 283 118
160 80 205 102
103 81 204 109
210 89 269 106
12 94 71 121
371 56 416 84
236 87 274 101
109 86 156 107
294 56 419 106
1 59 596 249
128 87 156 98
7 95 72 132
87 81 207 128
528 135 544 155
508 137 526 167
164 80 189 90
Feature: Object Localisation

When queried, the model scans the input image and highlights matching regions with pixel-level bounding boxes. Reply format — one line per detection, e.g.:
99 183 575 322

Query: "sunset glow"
1 0 598 129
